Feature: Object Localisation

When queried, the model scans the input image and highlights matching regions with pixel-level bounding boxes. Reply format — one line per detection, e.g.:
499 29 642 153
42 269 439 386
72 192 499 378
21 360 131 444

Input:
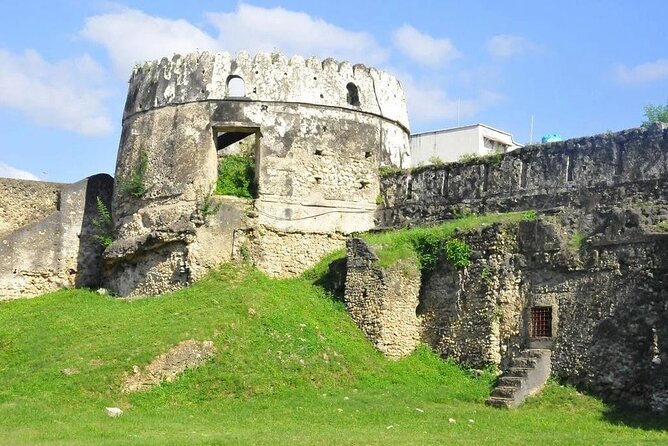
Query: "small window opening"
615 147 624 175
364 151 372 159
314 176 322 184
482 164 489 192
215 130 256 155
440 171 449 196
226 76 246 97
406 178 413 199
346 82 360 106
315 149 324 156
566 154 574 182
359 181 370 189
530 306 552 338
520 160 528 189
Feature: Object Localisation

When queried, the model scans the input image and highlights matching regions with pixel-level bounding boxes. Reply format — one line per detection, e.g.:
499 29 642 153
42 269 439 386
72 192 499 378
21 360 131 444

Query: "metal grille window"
530 306 552 338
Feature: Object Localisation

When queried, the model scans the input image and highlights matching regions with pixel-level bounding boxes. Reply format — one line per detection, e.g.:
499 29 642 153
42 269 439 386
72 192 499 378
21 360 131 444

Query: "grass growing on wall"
216 155 256 198
363 212 532 272
0 263 666 444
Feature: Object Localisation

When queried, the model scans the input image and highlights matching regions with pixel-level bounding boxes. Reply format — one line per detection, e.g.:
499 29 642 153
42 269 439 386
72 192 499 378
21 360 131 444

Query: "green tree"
642 101 668 127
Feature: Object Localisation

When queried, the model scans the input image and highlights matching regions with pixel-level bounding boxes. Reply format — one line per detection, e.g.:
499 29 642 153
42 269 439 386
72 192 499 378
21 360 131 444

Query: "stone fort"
0 51 666 413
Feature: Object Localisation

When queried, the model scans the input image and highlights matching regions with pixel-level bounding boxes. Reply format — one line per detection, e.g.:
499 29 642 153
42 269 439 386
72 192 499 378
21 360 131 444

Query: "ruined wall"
343 239 422 358
108 51 410 296
0 174 113 300
419 224 523 367
0 178 64 236
244 227 346 278
379 124 668 227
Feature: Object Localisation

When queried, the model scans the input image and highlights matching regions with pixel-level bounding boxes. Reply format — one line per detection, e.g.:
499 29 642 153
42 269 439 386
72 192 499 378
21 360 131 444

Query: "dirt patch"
122 339 217 392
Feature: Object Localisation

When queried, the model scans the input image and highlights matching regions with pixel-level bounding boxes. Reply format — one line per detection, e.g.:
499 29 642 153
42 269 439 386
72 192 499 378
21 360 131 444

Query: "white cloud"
486 34 540 58
399 73 503 126
81 4 387 79
392 25 460 67
207 4 387 65
615 58 668 84
81 8 218 78
0 162 39 180
0 49 113 136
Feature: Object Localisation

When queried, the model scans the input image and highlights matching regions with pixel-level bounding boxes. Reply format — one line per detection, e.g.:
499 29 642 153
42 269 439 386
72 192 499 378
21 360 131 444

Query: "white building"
410 124 522 166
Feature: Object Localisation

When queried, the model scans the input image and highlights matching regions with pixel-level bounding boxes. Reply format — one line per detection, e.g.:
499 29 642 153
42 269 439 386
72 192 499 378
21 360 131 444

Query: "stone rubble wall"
379 124 668 227
345 212 667 412
343 238 422 358
0 178 64 236
0 174 113 300
244 226 346 278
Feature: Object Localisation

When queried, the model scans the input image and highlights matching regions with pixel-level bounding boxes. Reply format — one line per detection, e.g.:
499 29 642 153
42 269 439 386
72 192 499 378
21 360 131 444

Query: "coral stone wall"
0 178 64 236
343 238 422 358
0 174 113 300
378 124 668 227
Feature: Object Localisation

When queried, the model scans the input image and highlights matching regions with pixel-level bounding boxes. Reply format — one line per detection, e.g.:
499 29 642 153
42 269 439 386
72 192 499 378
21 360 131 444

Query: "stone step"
511 357 538 368
485 396 513 408
505 367 530 378
491 385 517 399
497 376 523 388
522 349 546 359
488 348 551 409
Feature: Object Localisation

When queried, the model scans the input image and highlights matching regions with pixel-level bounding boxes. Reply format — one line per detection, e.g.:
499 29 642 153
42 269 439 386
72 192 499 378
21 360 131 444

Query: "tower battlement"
125 51 409 131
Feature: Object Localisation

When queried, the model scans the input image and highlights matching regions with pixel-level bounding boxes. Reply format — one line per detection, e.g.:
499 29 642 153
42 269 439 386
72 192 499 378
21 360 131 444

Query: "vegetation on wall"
120 150 149 198
360 211 536 275
91 196 113 248
216 155 256 198
642 100 668 127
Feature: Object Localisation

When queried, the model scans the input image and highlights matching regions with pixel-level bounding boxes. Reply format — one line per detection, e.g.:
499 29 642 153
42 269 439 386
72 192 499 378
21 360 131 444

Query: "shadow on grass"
602 402 668 431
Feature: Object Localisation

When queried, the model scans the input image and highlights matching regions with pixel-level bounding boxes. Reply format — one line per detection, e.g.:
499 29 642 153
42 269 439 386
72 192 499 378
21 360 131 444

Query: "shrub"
92 196 113 248
444 239 471 269
216 155 256 198
642 101 668 127
522 210 538 220
120 150 148 198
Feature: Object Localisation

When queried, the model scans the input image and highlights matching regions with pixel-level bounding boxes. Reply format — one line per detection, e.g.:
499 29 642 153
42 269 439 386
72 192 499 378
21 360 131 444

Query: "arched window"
227 76 246 97
346 82 360 106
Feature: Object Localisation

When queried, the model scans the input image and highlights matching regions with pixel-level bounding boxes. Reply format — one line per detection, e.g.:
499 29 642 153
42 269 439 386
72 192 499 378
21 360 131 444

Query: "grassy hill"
1 224 667 444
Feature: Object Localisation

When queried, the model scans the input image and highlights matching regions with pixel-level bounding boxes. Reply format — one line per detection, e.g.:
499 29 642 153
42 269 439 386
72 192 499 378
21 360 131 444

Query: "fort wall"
379 124 668 227
0 178 64 236
0 174 113 299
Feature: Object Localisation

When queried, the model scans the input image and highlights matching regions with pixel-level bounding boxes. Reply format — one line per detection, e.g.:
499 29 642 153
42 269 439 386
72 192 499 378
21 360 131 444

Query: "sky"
1 0 667 183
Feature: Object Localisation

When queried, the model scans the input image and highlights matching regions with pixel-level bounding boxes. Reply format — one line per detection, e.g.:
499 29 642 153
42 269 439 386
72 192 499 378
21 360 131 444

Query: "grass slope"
0 222 666 444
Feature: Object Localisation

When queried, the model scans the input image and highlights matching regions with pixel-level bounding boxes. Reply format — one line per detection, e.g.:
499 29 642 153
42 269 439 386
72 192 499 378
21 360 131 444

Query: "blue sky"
1 1 667 182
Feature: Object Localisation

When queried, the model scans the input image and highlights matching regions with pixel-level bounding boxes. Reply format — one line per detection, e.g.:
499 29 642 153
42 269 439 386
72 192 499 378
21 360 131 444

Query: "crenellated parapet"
124 51 409 131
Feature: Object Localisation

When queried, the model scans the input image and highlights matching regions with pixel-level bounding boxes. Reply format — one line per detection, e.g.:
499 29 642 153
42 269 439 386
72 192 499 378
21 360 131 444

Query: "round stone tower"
106 51 410 296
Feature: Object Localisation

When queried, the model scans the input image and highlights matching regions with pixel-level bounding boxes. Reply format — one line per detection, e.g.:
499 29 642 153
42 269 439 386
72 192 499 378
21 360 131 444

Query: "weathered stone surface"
0 174 113 300
378 124 668 228
0 178 63 237
122 339 216 393
344 238 421 358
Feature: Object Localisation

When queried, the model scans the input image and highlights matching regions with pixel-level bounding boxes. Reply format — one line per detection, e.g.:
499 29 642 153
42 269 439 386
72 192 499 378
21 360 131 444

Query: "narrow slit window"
520 160 528 189
530 306 552 338
566 154 574 182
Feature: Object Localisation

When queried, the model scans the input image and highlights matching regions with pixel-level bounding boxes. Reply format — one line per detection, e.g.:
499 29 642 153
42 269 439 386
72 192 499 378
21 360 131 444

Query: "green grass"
361 212 530 271
216 155 256 198
0 255 666 443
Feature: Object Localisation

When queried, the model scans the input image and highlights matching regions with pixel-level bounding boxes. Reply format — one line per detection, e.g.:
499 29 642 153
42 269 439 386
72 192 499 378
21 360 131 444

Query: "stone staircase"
486 349 551 408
